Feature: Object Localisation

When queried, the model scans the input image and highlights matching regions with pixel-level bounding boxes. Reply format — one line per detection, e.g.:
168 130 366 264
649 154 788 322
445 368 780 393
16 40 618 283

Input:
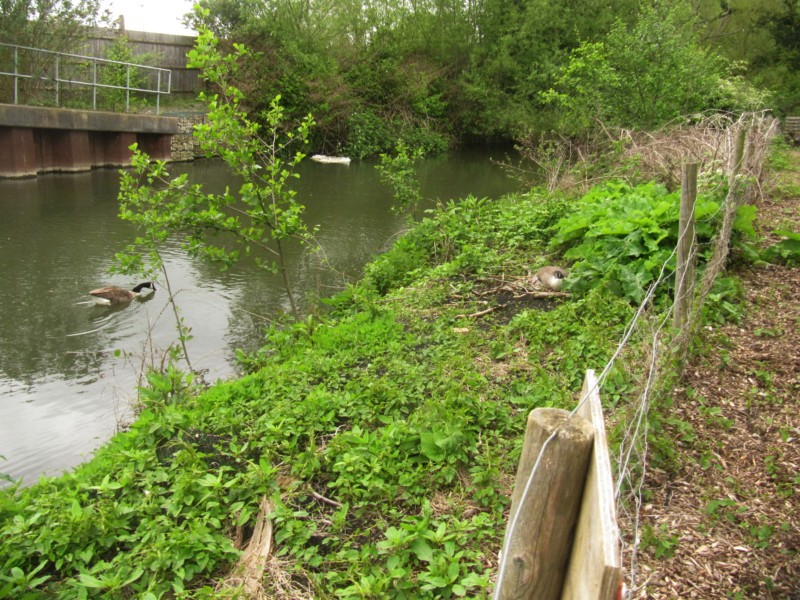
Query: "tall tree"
753 0 800 113
0 0 105 105
0 0 102 50
693 0 799 114
459 0 638 137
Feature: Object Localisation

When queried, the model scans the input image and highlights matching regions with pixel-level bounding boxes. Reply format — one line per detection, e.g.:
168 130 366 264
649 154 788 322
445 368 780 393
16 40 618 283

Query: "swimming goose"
534 266 568 291
88 282 156 306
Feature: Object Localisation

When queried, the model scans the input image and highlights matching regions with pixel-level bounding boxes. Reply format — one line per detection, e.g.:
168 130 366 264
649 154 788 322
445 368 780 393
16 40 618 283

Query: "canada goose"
88 282 156 306
534 266 568 291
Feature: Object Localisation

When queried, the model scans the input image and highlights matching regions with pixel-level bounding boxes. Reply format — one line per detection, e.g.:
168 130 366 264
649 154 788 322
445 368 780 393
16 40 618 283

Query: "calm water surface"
0 148 517 486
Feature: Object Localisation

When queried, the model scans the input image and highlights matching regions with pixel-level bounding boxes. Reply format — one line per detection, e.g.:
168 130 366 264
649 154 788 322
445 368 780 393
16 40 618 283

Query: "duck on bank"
534 266 568 291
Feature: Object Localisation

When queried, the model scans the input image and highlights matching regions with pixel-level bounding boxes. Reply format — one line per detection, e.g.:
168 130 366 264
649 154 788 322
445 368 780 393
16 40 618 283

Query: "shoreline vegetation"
1 114 798 597
6 0 798 160
2 0 800 596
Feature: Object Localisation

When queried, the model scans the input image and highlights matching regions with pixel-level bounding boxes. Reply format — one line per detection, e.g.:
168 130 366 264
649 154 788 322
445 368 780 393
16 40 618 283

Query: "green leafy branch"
376 140 426 220
118 21 317 322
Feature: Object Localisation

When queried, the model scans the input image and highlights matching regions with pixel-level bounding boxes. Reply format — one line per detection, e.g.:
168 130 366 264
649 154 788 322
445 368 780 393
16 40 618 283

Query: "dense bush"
542 3 769 136
186 0 778 154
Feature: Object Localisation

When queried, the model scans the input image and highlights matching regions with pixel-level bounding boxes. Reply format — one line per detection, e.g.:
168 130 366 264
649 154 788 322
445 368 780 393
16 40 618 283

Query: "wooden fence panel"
561 370 622 600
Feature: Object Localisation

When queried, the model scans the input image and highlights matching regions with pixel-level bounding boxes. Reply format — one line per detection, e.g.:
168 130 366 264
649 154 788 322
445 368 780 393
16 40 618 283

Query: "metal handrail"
0 42 172 114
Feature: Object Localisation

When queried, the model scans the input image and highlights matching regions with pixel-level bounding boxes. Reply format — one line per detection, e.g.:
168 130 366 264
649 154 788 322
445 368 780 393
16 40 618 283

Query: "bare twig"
308 489 342 508
455 304 507 319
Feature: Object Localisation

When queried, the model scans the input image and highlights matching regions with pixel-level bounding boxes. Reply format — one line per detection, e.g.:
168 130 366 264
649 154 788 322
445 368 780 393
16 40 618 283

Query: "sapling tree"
115 150 196 374
100 35 156 112
116 21 316 330
376 140 425 220
185 24 316 319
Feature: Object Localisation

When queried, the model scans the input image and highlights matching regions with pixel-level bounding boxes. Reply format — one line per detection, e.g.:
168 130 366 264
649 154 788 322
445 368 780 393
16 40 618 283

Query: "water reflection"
0 148 517 485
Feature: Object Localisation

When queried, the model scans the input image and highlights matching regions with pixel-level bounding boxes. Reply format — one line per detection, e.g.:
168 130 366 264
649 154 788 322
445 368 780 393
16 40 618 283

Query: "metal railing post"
55 54 60 107
125 64 131 112
13 46 18 104
92 58 97 110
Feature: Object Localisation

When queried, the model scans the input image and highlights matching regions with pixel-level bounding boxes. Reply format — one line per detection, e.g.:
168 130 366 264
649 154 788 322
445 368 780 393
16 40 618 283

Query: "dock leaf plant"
547 179 756 306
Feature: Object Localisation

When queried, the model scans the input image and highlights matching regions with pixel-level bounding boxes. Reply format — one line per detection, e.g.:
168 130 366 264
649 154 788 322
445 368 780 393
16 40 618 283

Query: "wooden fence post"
562 370 622 600
729 127 747 187
673 162 698 333
496 408 594 600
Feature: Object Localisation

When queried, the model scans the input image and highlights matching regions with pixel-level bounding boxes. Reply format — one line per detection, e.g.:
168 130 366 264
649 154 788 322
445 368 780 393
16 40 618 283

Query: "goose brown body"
535 266 568 291
89 282 155 306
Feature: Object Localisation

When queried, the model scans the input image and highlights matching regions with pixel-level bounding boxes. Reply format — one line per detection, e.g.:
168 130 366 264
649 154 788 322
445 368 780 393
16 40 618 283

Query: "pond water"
0 148 518 486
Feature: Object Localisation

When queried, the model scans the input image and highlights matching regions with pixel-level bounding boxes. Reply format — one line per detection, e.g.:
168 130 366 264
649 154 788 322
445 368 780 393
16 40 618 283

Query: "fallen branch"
456 291 570 319
309 488 342 508
456 303 508 319
515 290 571 299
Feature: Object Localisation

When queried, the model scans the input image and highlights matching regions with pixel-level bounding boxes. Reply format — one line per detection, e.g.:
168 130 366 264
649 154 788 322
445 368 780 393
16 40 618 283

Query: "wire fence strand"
492 112 778 600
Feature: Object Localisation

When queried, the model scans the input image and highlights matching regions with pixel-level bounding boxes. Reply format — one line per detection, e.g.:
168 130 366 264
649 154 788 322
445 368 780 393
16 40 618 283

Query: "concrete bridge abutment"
0 104 180 178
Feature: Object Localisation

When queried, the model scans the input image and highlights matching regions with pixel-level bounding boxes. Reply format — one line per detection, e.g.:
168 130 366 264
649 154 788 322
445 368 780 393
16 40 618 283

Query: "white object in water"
310 154 351 165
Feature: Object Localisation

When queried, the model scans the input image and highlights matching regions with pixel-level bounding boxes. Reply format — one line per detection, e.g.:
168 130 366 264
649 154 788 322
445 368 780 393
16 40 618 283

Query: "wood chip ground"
629 150 800 599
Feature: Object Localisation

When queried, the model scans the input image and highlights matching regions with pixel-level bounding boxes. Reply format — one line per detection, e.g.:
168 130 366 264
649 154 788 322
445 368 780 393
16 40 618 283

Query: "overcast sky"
102 0 197 36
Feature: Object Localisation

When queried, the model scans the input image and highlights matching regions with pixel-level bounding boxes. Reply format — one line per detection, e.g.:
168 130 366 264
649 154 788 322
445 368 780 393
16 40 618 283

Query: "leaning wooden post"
673 162 698 333
495 408 594 600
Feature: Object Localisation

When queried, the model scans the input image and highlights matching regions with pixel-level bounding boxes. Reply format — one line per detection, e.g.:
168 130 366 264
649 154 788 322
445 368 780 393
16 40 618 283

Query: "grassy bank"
0 188 635 598
1 135 793 598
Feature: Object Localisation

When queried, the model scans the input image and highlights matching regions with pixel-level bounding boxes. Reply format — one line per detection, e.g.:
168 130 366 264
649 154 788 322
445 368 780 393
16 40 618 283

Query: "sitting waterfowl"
88 282 156 306
534 266 568 291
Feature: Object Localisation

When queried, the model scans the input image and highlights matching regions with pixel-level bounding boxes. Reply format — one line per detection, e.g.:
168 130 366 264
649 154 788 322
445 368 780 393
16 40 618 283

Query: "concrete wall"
0 30 207 177
0 104 180 133
0 104 178 177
